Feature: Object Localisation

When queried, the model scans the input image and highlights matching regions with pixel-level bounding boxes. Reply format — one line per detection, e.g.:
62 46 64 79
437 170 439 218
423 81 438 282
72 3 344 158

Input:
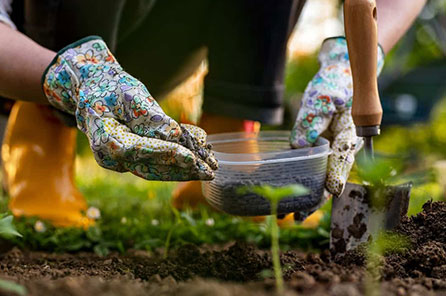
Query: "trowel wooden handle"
344 0 382 128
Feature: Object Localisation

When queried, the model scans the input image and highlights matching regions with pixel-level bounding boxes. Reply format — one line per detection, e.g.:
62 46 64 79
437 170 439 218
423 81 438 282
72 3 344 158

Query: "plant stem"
365 252 381 296
163 224 175 259
270 200 284 294
365 190 386 296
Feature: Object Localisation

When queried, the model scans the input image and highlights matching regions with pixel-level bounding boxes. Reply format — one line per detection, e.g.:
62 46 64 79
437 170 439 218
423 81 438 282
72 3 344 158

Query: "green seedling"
354 155 411 296
365 232 409 296
355 155 403 210
238 184 309 294
0 213 21 238
0 279 27 296
164 206 182 259
356 156 390 296
0 214 26 296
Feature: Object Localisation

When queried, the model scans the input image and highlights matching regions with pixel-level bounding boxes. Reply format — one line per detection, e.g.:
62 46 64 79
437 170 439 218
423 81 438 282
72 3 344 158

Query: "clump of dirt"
396 201 446 246
2 201 446 296
179 125 217 170
381 201 446 280
24 277 278 296
0 247 130 280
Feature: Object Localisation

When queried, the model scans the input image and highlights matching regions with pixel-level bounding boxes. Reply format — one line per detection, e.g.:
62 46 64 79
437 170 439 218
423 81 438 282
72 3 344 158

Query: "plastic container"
202 131 331 216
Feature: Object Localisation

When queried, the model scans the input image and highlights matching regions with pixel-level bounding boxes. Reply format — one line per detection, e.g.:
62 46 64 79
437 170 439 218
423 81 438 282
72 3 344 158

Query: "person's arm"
377 0 427 53
0 23 55 103
291 0 427 196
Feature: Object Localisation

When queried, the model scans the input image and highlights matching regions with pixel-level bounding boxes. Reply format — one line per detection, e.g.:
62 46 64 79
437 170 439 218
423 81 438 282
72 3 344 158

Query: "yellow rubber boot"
277 210 324 229
2 102 91 227
250 210 324 229
172 113 261 209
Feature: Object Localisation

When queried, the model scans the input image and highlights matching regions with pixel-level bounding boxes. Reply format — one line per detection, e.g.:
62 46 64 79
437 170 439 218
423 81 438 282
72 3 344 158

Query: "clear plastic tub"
202 131 330 216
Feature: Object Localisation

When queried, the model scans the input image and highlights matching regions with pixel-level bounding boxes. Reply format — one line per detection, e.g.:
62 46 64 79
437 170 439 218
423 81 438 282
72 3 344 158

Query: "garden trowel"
330 0 412 255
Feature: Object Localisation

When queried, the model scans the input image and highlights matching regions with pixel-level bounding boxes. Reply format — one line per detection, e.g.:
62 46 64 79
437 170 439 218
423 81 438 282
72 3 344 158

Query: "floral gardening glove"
43 36 218 181
290 37 384 196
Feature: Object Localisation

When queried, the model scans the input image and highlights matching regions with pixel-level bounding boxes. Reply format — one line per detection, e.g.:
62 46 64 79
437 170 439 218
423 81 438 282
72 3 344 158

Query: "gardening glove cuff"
318 37 385 73
42 36 217 181
291 37 385 196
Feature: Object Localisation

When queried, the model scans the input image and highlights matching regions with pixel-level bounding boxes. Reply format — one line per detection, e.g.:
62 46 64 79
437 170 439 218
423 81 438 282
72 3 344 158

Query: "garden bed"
1 201 446 295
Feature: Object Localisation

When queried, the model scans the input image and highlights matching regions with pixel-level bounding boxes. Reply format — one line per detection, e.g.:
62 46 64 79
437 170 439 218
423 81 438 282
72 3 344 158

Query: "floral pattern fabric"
0 0 16 29
290 37 384 196
43 36 217 181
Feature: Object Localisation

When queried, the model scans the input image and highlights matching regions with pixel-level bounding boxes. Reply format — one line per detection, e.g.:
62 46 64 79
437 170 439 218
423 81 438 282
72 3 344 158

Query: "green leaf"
0 279 27 296
259 269 274 279
316 227 330 238
93 243 110 256
180 212 196 226
86 226 102 242
65 240 89 251
295 228 320 239
0 215 22 238
356 155 403 187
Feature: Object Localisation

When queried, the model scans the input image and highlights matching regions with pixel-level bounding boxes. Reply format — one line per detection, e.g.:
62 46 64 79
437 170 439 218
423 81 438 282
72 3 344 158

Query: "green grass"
0 152 332 255
239 184 310 294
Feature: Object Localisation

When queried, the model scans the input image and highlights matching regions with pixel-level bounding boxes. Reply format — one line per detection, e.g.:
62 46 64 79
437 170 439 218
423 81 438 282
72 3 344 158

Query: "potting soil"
2 201 446 295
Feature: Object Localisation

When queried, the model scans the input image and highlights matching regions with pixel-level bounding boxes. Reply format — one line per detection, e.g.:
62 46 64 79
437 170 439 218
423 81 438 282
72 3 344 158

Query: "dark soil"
212 176 324 217
179 125 217 170
2 201 446 296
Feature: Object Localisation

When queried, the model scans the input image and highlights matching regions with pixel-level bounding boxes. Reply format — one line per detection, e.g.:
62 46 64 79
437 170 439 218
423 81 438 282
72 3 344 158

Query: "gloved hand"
290 37 384 196
43 36 218 181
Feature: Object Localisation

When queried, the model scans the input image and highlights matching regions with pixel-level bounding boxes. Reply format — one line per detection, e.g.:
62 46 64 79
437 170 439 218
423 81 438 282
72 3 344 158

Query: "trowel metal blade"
330 182 412 255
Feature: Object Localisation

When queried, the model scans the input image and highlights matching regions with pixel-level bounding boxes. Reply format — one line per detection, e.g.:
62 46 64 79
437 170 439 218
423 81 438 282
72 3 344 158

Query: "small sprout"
205 218 215 227
34 220 46 233
355 154 410 296
151 219 159 226
238 184 308 294
86 207 101 220
121 217 127 224
0 279 27 296
365 231 410 295
356 154 403 188
0 214 21 238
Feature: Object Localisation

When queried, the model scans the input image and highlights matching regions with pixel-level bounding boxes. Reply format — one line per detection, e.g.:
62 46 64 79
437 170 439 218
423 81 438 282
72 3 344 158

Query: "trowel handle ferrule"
356 125 380 138
344 0 383 130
